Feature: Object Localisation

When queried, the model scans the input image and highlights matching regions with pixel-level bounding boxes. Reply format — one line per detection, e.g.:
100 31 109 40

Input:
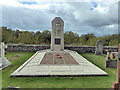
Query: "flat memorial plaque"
55 38 61 45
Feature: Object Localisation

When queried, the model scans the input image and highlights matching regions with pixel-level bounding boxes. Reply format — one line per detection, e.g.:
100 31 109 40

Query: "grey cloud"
2 6 51 30
68 2 118 27
1 2 118 36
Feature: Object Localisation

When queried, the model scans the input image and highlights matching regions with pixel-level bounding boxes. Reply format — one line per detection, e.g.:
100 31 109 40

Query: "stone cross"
112 44 120 89
95 40 103 55
0 42 11 69
51 17 64 51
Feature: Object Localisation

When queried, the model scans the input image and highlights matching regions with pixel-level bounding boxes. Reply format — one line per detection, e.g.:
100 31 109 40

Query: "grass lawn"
1 52 117 88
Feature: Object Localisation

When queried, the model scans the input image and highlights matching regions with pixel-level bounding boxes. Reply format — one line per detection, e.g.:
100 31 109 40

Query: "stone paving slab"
49 66 70 72
37 66 49 72
11 50 107 77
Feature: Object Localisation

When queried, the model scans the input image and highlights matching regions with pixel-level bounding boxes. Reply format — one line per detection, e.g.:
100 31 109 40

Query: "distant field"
1 52 116 88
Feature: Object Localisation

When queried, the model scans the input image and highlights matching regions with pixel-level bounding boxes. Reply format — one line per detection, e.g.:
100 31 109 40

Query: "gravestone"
0 42 11 70
51 17 64 51
112 44 120 89
95 40 103 55
105 51 117 68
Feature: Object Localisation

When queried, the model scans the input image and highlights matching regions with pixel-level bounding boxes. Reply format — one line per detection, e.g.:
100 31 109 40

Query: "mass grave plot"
11 17 107 77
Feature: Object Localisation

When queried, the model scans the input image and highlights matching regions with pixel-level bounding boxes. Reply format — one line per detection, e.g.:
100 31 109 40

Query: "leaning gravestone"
95 40 103 55
0 42 11 70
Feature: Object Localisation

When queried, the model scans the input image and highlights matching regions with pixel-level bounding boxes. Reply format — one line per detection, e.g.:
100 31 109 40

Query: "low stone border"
6 45 118 53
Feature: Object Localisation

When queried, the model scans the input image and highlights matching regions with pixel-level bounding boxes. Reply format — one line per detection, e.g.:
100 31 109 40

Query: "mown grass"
1 52 117 88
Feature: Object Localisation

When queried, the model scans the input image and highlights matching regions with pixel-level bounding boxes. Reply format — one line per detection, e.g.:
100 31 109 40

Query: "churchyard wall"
6 44 118 53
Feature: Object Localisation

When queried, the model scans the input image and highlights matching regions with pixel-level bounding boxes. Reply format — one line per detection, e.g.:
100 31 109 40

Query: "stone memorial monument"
51 17 64 51
0 42 11 69
95 40 103 55
11 17 107 77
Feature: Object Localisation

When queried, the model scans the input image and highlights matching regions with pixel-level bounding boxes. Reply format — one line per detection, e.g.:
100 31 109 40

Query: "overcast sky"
0 0 119 36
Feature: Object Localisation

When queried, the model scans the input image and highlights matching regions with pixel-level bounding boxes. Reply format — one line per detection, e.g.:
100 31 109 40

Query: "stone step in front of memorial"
11 50 107 77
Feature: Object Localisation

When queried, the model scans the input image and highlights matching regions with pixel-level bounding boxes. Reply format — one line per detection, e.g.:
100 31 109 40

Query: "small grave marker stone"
105 51 117 68
95 40 103 55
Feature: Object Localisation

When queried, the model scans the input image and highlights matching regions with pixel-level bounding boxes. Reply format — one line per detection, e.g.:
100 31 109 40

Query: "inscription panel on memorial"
55 38 61 45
